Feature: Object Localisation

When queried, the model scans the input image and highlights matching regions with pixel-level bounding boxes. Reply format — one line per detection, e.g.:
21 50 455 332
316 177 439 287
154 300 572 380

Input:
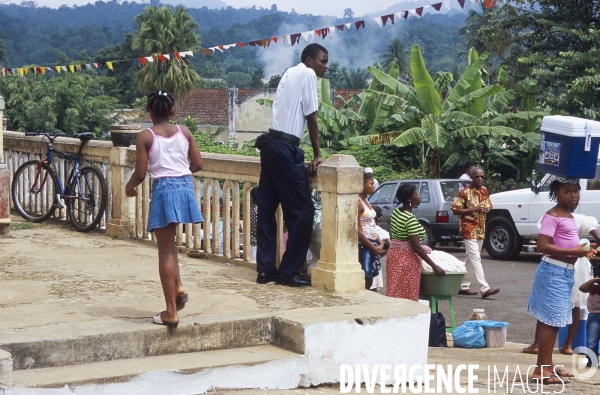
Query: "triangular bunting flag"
290 33 301 46
336 24 345 31
423 5 430 11
345 23 352 29
237 42 245 47
281 36 288 44
140 57 147 66
409 9 417 16
145 56 153 63
322 28 331 39
432 2 443 11
76 64 82 70
24 68 29 75
46 67 53 72
55 66 61 73
301 31 311 42
373 17 383 27
458 0 466 8
174 52 181 59
382 14 395 26
41 67 46 75
84 64 92 69
18 68 24 76
416 7 424 16
69 65 75 73
106 61 113 71
355 20 365 30
183 50 194 57
403 11 409 20
201 48 212 55
164 54 170 60
272 37 278 44
315 29 321 37
35 67 41 74
444 0 451 10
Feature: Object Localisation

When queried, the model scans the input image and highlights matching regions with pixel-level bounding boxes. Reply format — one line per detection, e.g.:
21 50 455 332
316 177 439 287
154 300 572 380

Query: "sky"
10 0 411 17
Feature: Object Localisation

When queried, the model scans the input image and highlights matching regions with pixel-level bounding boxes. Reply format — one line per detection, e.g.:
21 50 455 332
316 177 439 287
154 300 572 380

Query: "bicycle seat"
74 132 94 141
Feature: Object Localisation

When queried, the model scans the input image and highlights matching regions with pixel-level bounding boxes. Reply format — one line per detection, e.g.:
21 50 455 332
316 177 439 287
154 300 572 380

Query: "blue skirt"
147 175 203 232
358 239 381 279
527 260 575 328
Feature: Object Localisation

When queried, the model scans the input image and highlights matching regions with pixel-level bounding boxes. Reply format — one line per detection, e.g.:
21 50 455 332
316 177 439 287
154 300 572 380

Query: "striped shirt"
271 63 319 139
391 208 426 242
588 290 600 314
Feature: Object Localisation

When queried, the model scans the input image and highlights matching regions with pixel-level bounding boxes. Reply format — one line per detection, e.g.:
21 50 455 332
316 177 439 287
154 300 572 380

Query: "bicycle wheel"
11 160 59 222
66 166 108 232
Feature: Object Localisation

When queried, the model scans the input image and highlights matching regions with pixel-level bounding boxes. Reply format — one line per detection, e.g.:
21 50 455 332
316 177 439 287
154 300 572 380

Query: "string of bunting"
0 0 494 78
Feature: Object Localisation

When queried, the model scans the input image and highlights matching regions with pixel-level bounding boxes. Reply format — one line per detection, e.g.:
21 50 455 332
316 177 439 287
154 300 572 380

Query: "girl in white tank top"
125 90 204 329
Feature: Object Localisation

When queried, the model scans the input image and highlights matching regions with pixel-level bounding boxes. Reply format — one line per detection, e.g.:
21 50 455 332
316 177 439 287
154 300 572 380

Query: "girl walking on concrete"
126 90 204 329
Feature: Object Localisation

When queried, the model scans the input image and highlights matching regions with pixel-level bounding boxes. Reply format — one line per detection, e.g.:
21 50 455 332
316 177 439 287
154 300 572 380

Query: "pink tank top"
539 214 578 256
147 125 192 180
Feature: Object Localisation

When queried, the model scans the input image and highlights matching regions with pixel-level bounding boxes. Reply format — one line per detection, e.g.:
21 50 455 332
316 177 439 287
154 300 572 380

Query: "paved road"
379 248 545 346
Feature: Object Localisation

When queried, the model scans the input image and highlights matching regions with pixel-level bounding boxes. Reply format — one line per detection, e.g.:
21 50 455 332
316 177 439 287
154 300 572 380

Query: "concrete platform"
0 216 430 393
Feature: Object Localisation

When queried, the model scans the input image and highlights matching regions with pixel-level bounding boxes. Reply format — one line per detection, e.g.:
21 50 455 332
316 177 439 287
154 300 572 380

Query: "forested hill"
0 1 468 70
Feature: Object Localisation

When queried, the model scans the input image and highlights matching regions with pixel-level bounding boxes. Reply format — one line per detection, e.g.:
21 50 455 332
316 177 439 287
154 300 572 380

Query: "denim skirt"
527 260 575 328
358 239 381 279
147 175 203 232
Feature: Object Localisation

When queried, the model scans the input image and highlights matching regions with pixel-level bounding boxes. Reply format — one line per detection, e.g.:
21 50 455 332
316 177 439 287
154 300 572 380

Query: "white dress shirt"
271 63 319 139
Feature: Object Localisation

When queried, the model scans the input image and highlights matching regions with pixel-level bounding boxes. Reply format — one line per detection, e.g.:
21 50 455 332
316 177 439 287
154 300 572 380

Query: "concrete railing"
2 130 365 292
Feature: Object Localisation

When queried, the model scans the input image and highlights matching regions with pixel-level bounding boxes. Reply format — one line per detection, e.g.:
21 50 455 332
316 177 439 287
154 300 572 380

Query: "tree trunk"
428 150 441 178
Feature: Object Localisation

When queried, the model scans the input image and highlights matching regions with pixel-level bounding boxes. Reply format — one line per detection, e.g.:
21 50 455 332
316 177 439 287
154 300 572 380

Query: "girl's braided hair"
548 179 580 202
147 90 175 118
591 260 600 278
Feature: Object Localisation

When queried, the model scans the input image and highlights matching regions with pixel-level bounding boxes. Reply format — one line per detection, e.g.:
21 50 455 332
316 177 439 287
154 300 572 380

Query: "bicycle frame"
31 137 89 203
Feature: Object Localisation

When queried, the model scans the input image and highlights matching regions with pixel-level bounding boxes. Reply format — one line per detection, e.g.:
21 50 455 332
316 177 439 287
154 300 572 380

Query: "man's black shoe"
256 272 277 284
276 273 311 287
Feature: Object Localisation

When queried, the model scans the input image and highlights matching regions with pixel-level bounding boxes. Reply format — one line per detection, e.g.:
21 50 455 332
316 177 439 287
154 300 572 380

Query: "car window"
586 163 600 190
439 181 464 202
420 182 430 203
369 183 396 204
540 175 557 192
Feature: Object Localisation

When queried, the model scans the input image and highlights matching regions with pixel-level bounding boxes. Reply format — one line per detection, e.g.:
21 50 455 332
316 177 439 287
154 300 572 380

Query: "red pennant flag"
201 48 212 56
432 2 443 11
175 52 181 59
140 57 147 66
382 14 394 26
290 33 301 46
272 37 278 43
36 67 42 74
218 45 224 51
403 11 409 20
238 42 245 47
315 29 322 37
416 7 424 16
336 25 345 31
355 20 365 30
458 0 466 8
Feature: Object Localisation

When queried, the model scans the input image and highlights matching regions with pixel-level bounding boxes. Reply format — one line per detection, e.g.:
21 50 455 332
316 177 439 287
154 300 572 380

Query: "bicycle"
11 131 108 232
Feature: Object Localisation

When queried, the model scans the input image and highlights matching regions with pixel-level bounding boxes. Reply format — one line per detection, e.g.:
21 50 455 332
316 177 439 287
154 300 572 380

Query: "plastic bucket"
420 271 466 296
464 320 509 348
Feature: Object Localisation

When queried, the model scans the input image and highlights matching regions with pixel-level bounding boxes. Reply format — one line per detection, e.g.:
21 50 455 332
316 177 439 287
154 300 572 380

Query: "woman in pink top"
126 90 204 329
527 177 596 385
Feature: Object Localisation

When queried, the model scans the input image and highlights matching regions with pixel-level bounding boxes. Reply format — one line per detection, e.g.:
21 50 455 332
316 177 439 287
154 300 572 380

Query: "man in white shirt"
459 161 476 182
256 44 328 287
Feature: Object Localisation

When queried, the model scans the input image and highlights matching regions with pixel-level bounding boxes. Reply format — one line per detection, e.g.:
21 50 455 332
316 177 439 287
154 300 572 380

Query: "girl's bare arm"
579 278 600 293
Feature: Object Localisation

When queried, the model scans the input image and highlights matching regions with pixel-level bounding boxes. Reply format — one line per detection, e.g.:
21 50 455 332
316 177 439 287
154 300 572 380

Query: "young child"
527 178 595 384
579 261 600 367
125 90 204 329
358 173 383 291
370 206 390 291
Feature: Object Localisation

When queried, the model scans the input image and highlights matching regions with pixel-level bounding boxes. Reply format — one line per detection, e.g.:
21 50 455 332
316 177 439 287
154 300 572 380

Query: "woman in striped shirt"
386 183 445 301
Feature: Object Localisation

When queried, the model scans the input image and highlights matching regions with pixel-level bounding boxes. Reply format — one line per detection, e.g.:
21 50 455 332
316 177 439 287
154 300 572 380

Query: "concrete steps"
12 345 302 389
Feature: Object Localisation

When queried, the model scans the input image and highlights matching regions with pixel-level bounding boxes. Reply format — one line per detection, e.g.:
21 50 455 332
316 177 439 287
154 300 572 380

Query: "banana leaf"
410 45 441 116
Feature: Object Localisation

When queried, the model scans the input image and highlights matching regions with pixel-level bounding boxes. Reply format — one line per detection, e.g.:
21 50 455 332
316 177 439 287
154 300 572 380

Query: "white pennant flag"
281 35 288 44
183 51 194 57
395 12 404 18
423 5 430 11
61 66 67 72
345 22 352 29
223 44 233 50
373 17 383 27
164 54 170 60
444 0 451 9
409 9 417 16
301 31 312 42
328 27 335 38
145 56 154 62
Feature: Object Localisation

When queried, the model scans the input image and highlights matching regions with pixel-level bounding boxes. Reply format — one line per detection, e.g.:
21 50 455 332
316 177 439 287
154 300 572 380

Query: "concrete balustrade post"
311 154 365 293
0 95 10 236
105 146 136 238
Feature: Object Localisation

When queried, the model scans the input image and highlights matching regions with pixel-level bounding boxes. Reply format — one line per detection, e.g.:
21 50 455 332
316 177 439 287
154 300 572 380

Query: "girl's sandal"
176 293 188 311
153 311 179 329
555 368 574 378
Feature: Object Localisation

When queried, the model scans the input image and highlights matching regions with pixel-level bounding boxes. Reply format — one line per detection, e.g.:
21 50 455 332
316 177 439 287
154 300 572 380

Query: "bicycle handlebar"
25 131 68 137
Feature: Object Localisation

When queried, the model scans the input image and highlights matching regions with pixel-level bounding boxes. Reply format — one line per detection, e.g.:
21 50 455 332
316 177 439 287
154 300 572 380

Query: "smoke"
258 18 397 78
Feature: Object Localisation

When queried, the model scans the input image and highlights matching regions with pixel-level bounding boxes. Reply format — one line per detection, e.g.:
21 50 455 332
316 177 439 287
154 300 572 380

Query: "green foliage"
380 38 410 74
0 73 118 136
479 0 600 118
132 6 202 107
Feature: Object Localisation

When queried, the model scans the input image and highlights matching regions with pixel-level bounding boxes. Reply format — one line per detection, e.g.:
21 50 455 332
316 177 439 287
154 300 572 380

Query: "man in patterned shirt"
451 167 501 298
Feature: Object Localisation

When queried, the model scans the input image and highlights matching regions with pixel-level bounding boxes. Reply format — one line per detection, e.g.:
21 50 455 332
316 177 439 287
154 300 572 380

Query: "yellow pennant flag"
17 68 24 76
23 68 29 75
106 61 114 71
55 66 61 73
76 64 82 71
69 65 75 73
41 68 46 75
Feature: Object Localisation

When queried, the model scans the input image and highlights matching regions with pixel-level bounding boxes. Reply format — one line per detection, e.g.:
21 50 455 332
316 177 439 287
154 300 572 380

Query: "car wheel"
484 216 524 260
420 222 435 249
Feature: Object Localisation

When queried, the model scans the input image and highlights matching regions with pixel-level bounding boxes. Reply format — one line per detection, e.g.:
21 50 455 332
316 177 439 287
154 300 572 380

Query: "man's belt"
268 129 301 146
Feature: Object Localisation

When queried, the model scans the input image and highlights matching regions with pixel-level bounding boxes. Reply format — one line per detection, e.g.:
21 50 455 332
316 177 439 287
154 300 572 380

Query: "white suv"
485 161 600 259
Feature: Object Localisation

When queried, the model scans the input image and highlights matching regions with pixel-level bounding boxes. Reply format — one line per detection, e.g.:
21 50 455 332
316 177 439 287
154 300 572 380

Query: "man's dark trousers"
257 140 314 277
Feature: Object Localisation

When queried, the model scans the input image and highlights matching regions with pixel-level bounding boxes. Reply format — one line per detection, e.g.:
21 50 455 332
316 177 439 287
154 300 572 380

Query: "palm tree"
132 6 202 108
343 68 369 89
379 38 410 74
458 2 492 57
